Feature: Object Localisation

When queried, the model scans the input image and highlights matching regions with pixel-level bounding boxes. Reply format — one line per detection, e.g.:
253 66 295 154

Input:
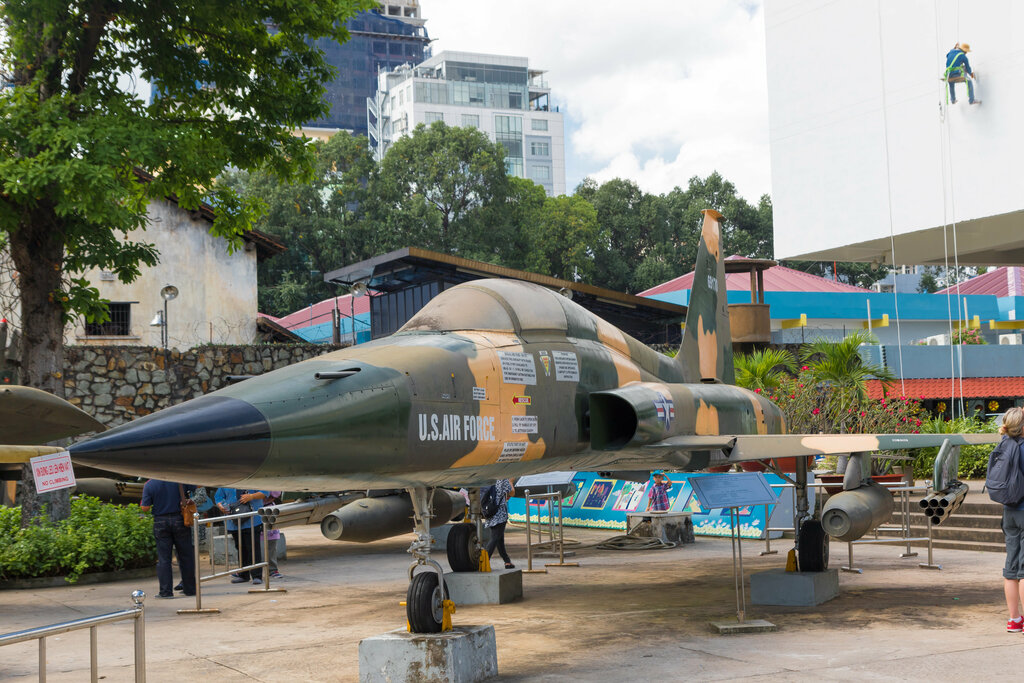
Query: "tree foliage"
0 0 374 521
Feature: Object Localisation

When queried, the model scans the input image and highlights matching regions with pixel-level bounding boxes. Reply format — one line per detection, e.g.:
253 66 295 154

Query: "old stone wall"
65 344 342 428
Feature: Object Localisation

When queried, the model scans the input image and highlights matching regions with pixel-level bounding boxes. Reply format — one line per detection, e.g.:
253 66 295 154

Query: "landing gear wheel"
407 571 446 633
797 519 829 572
446 523 480 572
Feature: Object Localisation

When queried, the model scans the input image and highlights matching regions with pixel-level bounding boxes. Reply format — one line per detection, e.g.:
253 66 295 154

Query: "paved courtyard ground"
2 523 1023 681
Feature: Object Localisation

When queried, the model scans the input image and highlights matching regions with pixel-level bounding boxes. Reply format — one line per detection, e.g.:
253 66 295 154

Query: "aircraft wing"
0 385 106 445
0 445 67 463
647 432 1000 460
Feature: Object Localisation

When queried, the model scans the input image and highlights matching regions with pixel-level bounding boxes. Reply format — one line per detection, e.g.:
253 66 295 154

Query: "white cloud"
423 0 770 200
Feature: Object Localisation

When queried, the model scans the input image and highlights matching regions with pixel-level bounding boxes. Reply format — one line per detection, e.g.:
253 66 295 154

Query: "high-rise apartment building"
368 51 566 196
300 2 430 139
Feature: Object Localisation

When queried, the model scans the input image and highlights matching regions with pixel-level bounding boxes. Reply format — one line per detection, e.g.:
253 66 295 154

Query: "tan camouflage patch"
697 314 719 381
750 396 767 435
694 399 720 435
701 210 723 259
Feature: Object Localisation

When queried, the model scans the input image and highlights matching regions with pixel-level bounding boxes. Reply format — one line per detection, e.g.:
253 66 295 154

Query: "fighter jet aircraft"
68 210 997 632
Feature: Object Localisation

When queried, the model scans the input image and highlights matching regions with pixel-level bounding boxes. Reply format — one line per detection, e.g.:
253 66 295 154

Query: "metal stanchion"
521 489 547 574
178 509 284 615
544 493 578 568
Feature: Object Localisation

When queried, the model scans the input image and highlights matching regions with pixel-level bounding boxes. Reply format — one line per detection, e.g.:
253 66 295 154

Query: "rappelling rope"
875 0 906 396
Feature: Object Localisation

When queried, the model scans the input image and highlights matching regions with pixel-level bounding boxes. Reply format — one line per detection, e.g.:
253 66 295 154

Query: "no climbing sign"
30 450 77 494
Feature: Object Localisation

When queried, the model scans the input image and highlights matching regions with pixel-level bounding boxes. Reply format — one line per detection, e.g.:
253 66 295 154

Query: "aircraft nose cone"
69 395 271 484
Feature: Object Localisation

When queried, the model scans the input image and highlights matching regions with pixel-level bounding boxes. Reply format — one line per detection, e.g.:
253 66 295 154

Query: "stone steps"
874 496 1005 553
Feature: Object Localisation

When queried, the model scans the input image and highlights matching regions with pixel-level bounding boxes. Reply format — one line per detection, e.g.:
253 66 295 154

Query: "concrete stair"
877 494 1006 553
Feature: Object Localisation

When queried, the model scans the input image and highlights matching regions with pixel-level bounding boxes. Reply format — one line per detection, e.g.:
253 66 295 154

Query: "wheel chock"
478 550 491 573
785 548 798 572
441 599 456 632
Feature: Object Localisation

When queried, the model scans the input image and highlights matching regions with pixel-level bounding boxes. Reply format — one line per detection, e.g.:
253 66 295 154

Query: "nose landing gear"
405 487 455 632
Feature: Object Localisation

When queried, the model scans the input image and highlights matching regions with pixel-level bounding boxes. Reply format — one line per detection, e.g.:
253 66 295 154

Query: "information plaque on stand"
690 472 779 634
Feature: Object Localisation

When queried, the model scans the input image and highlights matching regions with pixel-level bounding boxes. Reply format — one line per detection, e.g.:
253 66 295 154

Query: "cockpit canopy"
398 279 577 338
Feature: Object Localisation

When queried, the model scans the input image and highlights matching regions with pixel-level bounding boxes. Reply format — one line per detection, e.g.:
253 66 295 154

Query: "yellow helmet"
959 42 971 52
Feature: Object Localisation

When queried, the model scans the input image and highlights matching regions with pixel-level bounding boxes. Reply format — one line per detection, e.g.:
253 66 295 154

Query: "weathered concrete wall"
71 198 261 347
65 344 341 428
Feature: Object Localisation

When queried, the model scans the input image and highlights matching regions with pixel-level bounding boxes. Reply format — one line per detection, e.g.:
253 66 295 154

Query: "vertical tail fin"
677 209 734 384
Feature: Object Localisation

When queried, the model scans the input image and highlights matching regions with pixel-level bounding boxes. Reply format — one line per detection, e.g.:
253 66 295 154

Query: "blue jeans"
947 70 975 103
153 515 195 596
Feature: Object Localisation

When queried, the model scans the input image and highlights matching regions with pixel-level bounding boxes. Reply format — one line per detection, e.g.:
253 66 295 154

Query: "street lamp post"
159 285 178 349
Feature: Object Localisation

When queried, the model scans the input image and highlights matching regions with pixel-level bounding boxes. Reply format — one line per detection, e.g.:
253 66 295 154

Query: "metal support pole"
90 626 98 682
729 508 746 623
543 491 578 568
39 637 46 683
760 502 777 556
919 514 942 569
522 489 546 573
899 488 918 558
842 540 863 573
132 590 146 683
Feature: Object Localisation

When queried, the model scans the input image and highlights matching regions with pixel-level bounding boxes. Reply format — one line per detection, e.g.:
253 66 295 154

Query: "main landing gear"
405 487 451 633
792 456 829 572
447 488 484 573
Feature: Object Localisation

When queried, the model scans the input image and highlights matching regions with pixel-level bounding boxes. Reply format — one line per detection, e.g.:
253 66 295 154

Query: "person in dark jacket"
140 479 196 598
945 42 979 105
484 478 515 569
1000 408 1024 632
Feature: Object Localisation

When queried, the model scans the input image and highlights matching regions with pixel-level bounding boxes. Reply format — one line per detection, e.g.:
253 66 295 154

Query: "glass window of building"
530 165 551 181
424 111 444 124
531 119 548 131
505 158 524 177
461 114 479 128
529 141 550 157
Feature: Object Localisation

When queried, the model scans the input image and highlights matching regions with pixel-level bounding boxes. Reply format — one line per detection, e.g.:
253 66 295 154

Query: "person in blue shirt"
140 479 197 598
945 42 978 105
214 488 268 584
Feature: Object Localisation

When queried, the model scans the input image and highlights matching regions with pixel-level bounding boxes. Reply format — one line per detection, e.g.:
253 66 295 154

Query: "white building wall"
766 0 1024 264
71 200 259 348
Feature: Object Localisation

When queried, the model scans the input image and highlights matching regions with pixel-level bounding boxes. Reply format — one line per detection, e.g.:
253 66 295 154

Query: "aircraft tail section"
676 209 734 384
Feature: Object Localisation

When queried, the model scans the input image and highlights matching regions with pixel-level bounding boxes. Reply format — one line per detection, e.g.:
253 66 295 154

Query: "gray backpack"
986 436 1024 506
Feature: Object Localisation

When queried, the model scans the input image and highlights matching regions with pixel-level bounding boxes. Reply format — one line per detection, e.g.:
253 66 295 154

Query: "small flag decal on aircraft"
654 393 675 431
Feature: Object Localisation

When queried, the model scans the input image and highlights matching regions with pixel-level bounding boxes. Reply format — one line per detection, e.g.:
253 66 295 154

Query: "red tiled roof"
639 256 872 297
935 266 1024 297
866 377 1024 400
265 292 374 332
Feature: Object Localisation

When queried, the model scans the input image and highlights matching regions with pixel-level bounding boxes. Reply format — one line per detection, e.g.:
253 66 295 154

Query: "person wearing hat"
647 471 673 512
945 42 979 105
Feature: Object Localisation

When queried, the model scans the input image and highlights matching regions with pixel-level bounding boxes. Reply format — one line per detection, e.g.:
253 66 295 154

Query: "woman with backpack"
483 478 515 569
996 407 1024 632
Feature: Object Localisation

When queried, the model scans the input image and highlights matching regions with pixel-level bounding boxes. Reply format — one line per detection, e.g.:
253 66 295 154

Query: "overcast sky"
426 0 771 201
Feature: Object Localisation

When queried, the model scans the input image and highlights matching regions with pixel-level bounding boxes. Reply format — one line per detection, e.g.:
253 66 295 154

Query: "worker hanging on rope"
944 42 980 105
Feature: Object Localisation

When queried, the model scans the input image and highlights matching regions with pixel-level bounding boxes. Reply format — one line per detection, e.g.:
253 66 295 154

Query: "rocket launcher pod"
258 493 363 528
821 480 894 542
320 489 466 543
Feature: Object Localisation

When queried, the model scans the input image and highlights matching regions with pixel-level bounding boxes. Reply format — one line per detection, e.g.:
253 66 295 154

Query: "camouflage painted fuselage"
71 278 783 491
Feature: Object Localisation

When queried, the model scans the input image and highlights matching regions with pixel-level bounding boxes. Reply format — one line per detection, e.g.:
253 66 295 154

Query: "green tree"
917 267 940 294
368 121 509 255
627 172 774 293
521 195 601 282
575 177 664 293
0 0 374 523
221 133 377 317
800 331 896 410
733 348 797 392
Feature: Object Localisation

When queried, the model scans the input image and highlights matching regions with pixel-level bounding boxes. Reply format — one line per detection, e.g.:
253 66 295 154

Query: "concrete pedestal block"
444 569 522 605
626 512 695 544
204 534 238 565
750 568 839 606
359 625 498 683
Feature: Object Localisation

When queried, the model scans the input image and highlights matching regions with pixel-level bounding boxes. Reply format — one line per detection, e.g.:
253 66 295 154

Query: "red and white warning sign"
30 450 76 494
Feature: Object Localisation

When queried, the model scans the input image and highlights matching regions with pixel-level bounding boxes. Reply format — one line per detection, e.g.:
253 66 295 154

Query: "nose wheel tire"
407 571 446 633
446 523 480 572
797 519 829 572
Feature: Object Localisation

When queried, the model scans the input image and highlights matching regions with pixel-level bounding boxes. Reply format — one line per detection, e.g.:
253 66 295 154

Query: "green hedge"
0 496 156 583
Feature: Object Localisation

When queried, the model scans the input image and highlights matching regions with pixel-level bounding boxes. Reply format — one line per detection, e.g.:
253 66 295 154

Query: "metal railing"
177 509 285 615
521 490 578 573
0 590 146 682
